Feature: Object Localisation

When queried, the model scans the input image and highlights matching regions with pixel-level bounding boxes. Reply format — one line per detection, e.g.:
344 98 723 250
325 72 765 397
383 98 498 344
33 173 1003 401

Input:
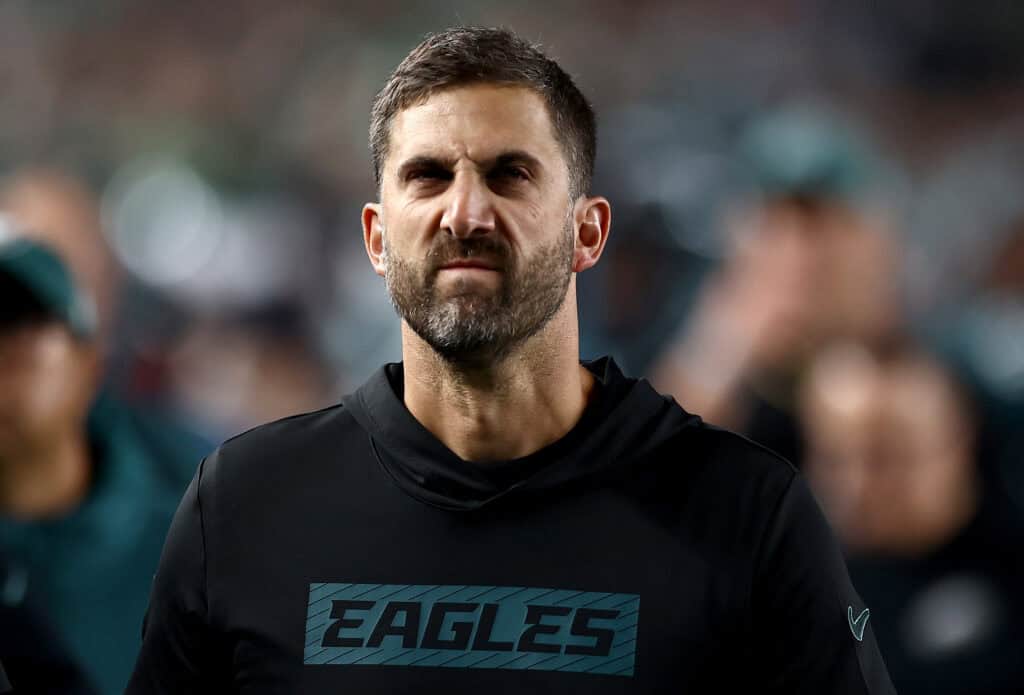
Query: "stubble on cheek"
381 210 575 361
384 240 508 344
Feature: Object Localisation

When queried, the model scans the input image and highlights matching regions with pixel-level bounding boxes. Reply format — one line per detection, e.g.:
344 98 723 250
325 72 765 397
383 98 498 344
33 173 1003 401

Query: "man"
0 234 205 693
129 27 895 693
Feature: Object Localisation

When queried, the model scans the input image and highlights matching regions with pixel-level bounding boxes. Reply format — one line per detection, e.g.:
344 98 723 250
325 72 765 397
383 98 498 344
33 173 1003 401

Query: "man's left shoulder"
650 419 798 504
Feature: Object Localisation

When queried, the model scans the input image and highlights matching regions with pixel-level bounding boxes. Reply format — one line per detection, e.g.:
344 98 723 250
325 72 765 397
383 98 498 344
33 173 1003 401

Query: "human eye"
402 163 451 185
490 164 531 183
501 164 528 179
399 168 447 198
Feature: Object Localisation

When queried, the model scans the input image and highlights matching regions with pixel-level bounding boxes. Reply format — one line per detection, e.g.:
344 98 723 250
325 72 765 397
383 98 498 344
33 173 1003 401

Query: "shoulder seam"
220 401 346 448
699 422 799 472
196 455 210 622
751 466 799 589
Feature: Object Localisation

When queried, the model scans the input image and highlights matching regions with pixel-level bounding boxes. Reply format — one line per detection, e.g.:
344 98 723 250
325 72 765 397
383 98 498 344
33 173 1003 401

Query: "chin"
422 322 515 365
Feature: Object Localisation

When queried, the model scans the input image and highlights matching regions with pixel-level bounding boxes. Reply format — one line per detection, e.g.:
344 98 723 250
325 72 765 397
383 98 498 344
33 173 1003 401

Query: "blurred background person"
913 131 1024 514
0 169 121 349
651 108 904 466
800 343 1024 695
166 302 336 440
0 234 206 693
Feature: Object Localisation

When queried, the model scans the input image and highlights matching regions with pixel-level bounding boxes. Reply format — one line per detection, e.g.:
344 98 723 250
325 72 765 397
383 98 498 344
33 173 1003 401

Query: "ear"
362 203 386 277
572 195 611 273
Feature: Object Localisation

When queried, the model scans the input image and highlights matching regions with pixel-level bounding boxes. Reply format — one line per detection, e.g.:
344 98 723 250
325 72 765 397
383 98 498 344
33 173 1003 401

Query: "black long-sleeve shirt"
128 358 895 693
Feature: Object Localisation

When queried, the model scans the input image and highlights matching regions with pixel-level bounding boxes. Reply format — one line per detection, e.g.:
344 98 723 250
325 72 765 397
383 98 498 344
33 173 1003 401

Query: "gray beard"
383 223 575 365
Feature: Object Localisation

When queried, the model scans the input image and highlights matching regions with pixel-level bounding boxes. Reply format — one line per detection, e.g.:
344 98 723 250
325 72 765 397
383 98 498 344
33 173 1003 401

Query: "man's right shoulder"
200 402 365 485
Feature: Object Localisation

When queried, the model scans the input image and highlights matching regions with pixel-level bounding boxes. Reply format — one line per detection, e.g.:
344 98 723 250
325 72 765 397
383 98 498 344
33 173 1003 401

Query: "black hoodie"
128 358 895 694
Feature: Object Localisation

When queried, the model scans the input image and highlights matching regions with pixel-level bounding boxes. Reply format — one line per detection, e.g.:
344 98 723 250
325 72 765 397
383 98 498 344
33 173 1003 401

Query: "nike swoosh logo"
848 606 870 641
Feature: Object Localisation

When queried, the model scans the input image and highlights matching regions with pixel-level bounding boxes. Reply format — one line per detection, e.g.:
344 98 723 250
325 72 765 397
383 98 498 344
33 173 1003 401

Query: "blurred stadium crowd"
1 1 1024 693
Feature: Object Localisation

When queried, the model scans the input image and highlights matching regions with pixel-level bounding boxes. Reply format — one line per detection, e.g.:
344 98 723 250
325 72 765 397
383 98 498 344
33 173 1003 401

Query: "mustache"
427 236 511 272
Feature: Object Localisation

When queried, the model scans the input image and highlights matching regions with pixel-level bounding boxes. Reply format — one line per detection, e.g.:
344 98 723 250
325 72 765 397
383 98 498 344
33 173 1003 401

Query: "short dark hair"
370 27 596 199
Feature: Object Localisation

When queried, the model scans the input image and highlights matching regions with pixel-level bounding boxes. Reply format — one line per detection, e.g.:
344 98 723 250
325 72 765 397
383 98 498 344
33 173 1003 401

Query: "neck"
402 292 594 462
0 431 93 520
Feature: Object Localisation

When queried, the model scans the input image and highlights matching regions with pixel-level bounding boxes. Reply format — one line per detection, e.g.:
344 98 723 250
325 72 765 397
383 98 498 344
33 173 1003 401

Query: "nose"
439 173 496 238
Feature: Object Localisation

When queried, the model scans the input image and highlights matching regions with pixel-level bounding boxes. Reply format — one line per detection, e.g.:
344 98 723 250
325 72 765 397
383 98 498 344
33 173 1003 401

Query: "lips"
439 259 500 271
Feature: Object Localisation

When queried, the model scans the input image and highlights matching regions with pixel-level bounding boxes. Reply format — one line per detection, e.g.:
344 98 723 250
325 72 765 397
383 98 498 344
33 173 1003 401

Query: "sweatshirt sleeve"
751 472 897 694
126 456 228 693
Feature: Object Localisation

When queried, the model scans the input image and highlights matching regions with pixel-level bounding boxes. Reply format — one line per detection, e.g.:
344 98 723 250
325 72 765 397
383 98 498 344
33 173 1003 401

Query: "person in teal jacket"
0 236 208 694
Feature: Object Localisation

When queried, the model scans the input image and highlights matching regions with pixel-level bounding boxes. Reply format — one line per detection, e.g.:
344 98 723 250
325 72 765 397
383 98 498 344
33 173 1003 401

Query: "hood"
341 357 701 512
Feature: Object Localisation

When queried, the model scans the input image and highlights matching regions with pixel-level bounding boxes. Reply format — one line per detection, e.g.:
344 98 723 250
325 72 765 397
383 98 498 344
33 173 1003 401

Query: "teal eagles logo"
304 583 640 677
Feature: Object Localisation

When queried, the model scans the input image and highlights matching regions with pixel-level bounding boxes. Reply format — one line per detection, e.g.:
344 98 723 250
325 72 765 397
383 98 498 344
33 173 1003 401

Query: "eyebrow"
395 150 544 181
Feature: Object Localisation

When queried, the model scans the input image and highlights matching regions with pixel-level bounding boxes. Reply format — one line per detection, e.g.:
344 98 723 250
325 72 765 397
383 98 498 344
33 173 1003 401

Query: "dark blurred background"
1 1 1024 693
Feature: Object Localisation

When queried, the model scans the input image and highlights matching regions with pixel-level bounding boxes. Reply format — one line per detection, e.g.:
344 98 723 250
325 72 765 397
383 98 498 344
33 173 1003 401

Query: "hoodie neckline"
342 356 698 511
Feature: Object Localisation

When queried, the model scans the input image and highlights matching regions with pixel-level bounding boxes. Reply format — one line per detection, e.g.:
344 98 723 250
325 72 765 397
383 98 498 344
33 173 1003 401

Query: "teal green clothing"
0 392 209 695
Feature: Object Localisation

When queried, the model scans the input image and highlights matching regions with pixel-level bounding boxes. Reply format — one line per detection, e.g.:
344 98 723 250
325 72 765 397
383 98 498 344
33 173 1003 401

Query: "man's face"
371 84 577 363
